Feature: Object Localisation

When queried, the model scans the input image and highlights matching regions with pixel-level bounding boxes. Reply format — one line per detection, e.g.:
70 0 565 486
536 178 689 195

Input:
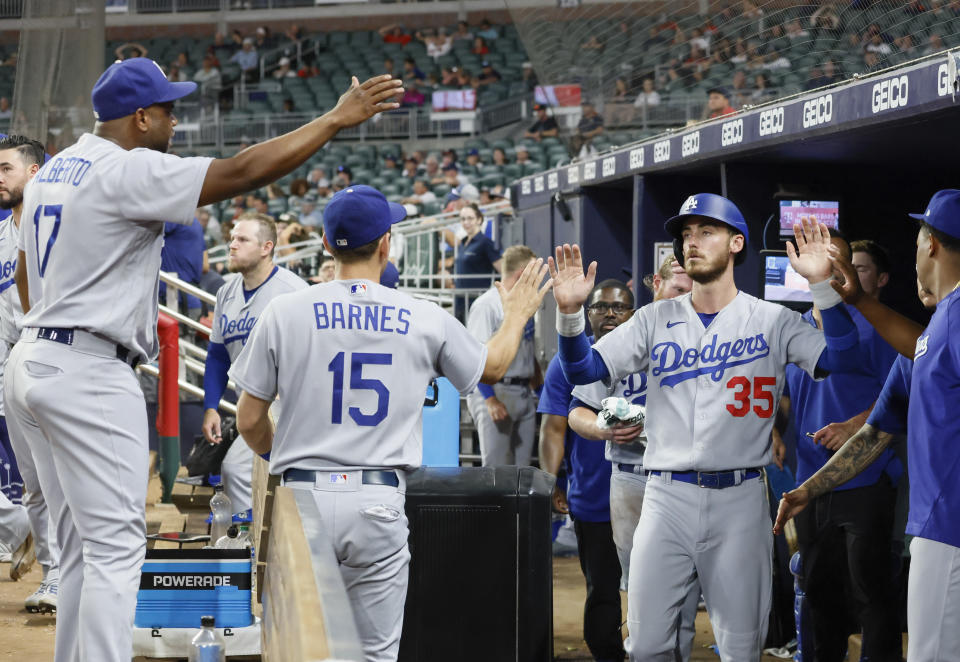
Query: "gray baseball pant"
907 536 960 662
5 334 148 662
0 488 29 549
466 383 536 466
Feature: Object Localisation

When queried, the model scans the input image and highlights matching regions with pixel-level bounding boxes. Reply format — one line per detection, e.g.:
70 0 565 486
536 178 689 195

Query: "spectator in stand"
197 207 221 248
525 103 559 141
287 178 310 212
296 58 320 79
895 34 918 57
0 96 12 120
284 23 303 44
751 74 773 102
785 19 810 41
254 26 274 51
381 154 399 172
401 157 418 179
114 42 148 60
424 156 444 185
380 24 412 46
454 202 502 321
316 179 333 204
455 68 472 88
442 163 468 187
605 77 633 126
741 0 766 32
805 67 827 91
710 36 733 65
690 27 711 54
266 183 287 217
863 51 880 71
472 36 490 56
492 147 508 166
383 57 396 78
403 57 426 84
421 28 453 62
478 61 502 86
273 57 297 79
402 83 426 107
307 166 328 190
865 32 893 56
453 20 474 41
821 59 841 84
521 62 539 92
476 19 499 41
336 165 353 186
298 192 323 228
441 66 457 86
922 33 945 55
730 69 750 106
246 193 269 215
401 179 438 207
764 50 791 70
465 149 482 171
633 77 661 110
730 38 749 64
515 145 531 166
581 35 605 51
704 86 735 119
166 64 187 82
230 38 259 81
811 3 842 33
572 102 604 157
194 55 222 105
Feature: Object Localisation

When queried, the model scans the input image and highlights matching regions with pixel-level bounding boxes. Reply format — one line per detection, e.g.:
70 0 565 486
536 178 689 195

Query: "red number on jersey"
725 376 776 418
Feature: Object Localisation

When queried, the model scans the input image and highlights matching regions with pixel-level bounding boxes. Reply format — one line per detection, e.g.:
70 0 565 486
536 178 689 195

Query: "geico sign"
802 94 833 128
681 131 700 157
721 119 743 146
653 139 671 163
938 63 953 97
758 107 785 136
872 75 908 113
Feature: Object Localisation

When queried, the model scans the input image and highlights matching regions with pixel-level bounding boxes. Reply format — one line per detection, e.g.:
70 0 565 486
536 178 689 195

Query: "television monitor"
431 89 477 111
778 199 839 237
762 252 812 304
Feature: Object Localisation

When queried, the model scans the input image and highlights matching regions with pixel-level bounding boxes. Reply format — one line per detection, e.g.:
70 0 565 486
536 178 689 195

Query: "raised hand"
547 244 597 314
827 244 865 305
772 487 811 535
786 216 834 284
497 257 553 322
329 75 404 129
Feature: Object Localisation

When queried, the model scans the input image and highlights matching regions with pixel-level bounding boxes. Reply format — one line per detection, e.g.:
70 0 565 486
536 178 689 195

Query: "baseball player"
230 184 551 662
5 57 402 662
777 234 901 662
776 189 960 662
201 212 307 514
0 135 60 611
549 193 861 661
466 245 540 466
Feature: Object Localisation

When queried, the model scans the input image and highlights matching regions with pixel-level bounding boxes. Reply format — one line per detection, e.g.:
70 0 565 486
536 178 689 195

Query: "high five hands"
548 244 598 314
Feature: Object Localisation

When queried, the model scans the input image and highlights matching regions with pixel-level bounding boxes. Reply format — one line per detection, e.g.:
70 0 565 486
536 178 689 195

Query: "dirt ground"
0 553 784 661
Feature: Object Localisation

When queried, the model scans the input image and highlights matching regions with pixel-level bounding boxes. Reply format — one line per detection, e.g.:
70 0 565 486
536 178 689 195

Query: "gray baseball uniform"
0 215 59 586
208 267 306 513
230 279 487 662
6 132 212 662
465 286 537 466
592 291 824 661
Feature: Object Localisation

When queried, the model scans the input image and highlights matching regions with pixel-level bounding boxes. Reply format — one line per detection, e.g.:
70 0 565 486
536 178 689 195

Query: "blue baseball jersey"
159 219 206 308
785 306 899 490
572 371 647 466
538 345 611 523
902 287 960 548
866 354 913 435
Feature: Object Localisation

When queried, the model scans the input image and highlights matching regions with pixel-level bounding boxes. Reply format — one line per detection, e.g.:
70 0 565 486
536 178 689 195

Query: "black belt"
648 468 762 489
37 327 141 369
283 468 400 488
499 377 529 386
617 463 644 474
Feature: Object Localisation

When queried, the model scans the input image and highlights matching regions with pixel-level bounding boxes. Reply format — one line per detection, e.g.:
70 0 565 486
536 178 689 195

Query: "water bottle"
236 524 252 549
216 525 244 549
209 484 232 547
188 615 225 662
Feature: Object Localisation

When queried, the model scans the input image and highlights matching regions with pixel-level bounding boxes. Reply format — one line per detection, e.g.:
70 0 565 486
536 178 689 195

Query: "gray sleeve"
593 307 651 384
438 311 488 395
228 301 279 401
209 288 225 344
779 307 827 379
465 294 499 343
571 380 611 410
118 152 213 225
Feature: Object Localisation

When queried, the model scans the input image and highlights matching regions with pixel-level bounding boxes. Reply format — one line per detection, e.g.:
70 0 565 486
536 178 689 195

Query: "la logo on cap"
682 196 698 212
336 238 348 246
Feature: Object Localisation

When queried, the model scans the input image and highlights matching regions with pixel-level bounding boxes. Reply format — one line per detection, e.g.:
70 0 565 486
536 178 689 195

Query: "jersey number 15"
328 351 392 426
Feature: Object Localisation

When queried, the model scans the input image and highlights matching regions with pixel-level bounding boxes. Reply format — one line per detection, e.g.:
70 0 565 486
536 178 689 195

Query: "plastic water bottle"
216 525 244 549
209 484 232 547
188 615 225 662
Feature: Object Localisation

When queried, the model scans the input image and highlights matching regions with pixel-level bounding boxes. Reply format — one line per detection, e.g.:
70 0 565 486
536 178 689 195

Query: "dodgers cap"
908 189 960 240
92 58 197 122
322 185 406 250
664 192 750 242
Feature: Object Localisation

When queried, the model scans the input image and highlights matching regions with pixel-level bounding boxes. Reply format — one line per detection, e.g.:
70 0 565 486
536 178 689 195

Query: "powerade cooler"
421 378 459 467
135 549 253 628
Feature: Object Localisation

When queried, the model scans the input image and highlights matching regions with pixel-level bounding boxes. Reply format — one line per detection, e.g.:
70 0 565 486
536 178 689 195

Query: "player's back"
246 279 485 474
19 133 210 360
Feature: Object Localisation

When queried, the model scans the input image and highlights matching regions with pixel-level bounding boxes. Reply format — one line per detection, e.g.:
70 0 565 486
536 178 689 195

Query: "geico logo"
567 165 579 183
802 94 833 128
681 132 700 156
602 157 616 177
654 140 671 163
548 172 559 189
938 63 952 97
534 176 544 192
872 75 908 113
721 119 744 146
758 107 785 136
521 180 531 195
583 161 596 180
629 148 644 169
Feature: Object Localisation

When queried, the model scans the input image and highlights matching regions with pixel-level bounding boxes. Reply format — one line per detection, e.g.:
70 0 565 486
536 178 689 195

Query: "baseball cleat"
9 532 35 581
25 580 57 614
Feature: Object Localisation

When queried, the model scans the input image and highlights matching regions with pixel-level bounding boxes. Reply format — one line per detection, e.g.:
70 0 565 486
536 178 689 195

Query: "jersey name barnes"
313 301 411 335
651 332 770 387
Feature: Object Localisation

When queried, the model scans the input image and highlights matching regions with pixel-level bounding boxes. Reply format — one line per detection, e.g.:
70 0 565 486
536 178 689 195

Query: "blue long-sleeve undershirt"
203 341 231 411
558 301 860 385
477 383 496 399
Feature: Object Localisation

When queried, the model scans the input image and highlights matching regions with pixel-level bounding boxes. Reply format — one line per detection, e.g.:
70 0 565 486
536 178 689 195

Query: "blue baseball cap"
380 261 400 288
91 58 197 122
664 193 750 242
908 189 960 240
322 185 406 250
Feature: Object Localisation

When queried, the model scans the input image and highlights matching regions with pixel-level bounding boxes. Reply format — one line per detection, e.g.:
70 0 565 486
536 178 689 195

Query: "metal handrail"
137 363 238 416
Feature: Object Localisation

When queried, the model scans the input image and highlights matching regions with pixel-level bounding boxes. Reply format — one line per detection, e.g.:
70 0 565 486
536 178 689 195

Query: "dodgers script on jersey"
18 133 212 361
0 216 21 346
210 267 307 362
229 279 488 474
572 372 648 465
593 291 825 471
